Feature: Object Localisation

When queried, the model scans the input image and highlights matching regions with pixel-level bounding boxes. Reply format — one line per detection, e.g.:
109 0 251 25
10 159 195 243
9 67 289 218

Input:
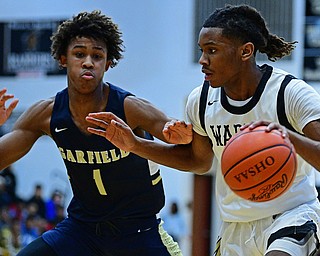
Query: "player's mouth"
81 71 95 80
202 68 213 80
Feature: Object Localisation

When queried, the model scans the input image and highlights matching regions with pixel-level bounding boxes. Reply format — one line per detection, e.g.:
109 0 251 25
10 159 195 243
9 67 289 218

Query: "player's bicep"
0 99 51 168
124 96 170 140
190 132 214 173
302 119 320 141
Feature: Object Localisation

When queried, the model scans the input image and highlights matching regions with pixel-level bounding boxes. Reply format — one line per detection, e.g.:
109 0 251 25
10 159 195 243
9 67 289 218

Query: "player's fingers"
86 116 100 125
0 95 14 109
88 111 115 119
87 112 114 122
6 99 19 113
266 123 288 138
0 88 7 98
247 121 270 130
164 121 174 130
86 116 109 129
87 127 106 137
176 120 189 128
167 119 180 127
111 119 128 129
240 122 252 130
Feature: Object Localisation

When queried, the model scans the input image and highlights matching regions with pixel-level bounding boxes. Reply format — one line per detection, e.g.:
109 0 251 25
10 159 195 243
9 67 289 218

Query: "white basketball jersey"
186 64 320 222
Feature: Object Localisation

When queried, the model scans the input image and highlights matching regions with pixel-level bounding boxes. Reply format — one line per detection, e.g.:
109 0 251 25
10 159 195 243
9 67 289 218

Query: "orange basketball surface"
221 126 297 202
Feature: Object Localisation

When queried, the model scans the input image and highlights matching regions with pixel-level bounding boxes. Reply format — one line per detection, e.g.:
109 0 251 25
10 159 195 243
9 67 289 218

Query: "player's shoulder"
29 97 55 114
270 66 291 81
271 66 298 81
271 66 311 89
187 84 203 103
21 97 54 125
13 97 54 135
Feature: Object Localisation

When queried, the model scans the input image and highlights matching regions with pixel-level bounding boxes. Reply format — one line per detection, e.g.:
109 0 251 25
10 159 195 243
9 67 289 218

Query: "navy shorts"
41 216 181 256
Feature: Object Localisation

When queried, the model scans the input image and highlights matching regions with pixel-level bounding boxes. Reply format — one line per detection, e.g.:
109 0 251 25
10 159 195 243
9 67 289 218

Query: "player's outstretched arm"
86 113 193 149
86 112 213 174
0 88 19 126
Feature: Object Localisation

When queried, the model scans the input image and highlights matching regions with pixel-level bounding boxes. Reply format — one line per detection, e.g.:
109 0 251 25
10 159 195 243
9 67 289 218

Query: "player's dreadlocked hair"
51 10 124 68
203 4 297 62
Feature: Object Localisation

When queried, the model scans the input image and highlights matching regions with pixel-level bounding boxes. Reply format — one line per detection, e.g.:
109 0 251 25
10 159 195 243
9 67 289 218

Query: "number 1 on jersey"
93 169 107 195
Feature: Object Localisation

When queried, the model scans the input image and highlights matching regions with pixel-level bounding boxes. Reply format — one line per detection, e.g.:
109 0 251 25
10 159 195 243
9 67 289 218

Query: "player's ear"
59 55 67 68
105 60 112 71
240 42 254 61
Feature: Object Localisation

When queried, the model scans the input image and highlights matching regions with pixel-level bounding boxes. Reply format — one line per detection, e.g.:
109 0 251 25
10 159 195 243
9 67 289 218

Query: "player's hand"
0 88 19 126
86 112 137 152
241 121 288 138
162 120 193 144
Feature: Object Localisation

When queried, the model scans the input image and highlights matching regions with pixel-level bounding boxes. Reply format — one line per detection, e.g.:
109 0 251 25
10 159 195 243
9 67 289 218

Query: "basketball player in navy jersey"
0 10 184 256
86 4 320 256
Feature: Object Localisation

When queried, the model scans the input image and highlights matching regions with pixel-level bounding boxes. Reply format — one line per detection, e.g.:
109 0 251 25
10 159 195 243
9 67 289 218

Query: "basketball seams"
222 129 284 156
222 144 292 178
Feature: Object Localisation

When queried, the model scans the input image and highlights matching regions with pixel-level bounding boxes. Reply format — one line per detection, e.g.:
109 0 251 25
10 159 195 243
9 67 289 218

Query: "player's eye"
92 54 103 59
75 52 84 58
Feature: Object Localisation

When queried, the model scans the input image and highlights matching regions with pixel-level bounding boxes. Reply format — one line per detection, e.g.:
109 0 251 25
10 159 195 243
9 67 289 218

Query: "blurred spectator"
3 217 22 255
0 166 18 203
20 215 39 248
0 206 11 230
45 190 64 226
34 217 50 236
8 198 25 221
0 206 11 253
26 184 46 219
9 217 22 254
0 176 13 208
0 186 66 254
51 205 65 228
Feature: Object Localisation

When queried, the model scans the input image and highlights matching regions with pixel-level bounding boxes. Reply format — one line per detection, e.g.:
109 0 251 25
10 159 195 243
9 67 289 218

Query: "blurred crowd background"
0 167 65 255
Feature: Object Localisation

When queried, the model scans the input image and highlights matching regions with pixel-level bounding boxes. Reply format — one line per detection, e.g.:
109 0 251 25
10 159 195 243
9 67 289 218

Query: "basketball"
221 125 297 202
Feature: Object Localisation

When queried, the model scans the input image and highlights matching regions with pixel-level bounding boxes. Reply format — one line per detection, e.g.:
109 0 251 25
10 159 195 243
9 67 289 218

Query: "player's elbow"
193 169 210 175
189 158 213 175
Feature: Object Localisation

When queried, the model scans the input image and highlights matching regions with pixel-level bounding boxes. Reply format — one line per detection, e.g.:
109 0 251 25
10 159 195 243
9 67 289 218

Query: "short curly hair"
50 10 124 68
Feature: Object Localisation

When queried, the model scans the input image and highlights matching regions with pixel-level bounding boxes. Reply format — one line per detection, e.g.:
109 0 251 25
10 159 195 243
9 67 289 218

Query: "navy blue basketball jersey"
50 83 165 222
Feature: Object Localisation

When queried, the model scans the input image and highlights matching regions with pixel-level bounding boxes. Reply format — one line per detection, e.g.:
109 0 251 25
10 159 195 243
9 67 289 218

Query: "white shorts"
214 200 320 256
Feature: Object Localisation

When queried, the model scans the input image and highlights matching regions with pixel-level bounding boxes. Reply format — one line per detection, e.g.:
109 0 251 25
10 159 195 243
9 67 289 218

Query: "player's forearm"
288 131 320 171
131 136 210 174
0 129 39 170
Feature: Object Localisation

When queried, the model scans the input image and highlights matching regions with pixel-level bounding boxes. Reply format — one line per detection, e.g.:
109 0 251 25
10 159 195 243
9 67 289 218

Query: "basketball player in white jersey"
85 4 320 256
